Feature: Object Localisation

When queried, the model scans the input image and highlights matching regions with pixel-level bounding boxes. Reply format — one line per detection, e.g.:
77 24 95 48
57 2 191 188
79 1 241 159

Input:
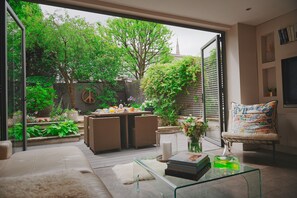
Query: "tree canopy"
102 18 173 79
8 0 57 77
43 12 122 108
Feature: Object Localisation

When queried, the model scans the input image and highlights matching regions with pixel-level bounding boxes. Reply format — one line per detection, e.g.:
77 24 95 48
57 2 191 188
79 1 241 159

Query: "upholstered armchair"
89 117 121 154
132 115 158 149
84 115 94 147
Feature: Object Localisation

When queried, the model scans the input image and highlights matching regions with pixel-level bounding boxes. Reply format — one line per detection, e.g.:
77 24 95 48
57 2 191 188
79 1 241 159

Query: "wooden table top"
91 110 152 117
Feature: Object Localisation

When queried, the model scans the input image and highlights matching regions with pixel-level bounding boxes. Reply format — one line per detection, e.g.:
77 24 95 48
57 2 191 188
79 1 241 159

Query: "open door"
0 1 27 151
201 35 225 147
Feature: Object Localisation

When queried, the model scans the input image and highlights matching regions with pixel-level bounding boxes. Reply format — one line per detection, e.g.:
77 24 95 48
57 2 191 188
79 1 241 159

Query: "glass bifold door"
0 1 27 151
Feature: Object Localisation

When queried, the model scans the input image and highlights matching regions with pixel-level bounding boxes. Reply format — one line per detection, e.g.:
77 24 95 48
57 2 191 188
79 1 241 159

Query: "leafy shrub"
50 98 64 118
27 125 43 137
8 121 78 140
131 103 142 108
141 100 154 110
8 123 26 141
141 56 201 125
97 87 117 108
26 83 56 114
45 120 78 137
27 76 55 87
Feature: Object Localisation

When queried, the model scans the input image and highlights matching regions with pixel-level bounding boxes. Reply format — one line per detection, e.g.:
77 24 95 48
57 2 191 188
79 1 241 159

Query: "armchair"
89 117 121 154
132 115 158 149
222 101 280 160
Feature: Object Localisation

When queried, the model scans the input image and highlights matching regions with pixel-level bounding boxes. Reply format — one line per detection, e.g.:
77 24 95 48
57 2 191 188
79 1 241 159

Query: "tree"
43 12 121 108
102 18 173 79
8 0 58 77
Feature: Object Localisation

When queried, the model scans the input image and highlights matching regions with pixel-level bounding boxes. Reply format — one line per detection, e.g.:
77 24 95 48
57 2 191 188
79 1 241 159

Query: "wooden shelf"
261 61 275 69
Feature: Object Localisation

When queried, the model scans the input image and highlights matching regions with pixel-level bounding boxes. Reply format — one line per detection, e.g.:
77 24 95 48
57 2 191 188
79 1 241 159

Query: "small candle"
162 141 172 161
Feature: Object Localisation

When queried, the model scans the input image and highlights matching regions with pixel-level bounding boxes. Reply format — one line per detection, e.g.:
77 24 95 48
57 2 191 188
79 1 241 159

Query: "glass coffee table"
134 153 262 198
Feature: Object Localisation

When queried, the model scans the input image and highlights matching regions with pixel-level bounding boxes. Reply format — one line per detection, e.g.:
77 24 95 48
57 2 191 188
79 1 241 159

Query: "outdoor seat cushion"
0 141 12 160
222 131 279 141
231 101 278 134
0 146 93 177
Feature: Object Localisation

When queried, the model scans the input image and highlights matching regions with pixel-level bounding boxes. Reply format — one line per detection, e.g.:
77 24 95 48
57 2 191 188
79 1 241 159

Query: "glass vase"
188 137 202 153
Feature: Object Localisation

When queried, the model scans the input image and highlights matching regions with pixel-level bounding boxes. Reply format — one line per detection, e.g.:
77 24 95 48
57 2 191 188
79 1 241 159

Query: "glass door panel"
201 35 224 146
3 3 26 151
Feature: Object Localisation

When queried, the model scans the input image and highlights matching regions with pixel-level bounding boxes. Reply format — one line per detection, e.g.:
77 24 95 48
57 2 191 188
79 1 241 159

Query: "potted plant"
66 109 79 122
268 88 276 97
12 110 22 123
181 115 208 153
141 100 154 113
268 88 273 97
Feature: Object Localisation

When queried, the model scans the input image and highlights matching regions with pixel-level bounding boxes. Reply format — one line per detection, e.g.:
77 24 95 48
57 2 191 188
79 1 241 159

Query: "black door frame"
0 1 27 150
201 34 226 147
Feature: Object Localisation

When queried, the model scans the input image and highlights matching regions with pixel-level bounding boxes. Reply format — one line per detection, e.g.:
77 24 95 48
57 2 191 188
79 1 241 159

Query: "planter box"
27 121 63 130
13 134 81 147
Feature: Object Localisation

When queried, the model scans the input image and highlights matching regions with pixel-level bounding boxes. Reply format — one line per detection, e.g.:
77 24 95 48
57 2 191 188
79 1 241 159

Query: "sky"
40 5 217 56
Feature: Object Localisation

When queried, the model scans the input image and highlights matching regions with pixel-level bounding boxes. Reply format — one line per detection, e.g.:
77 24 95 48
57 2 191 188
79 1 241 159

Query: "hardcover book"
168 152 209 167
278 29 284 45
167 158 210 174
165 163 211 181
283 28 289 43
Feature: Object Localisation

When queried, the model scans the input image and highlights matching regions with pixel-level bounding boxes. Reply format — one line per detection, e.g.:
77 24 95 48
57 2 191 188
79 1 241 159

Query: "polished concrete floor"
26 135 297 198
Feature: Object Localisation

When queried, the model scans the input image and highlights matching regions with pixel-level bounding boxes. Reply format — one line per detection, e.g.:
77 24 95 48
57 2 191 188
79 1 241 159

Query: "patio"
25 135 297 198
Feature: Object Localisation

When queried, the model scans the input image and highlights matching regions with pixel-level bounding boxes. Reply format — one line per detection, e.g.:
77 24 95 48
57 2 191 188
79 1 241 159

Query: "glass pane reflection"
7 11 24 151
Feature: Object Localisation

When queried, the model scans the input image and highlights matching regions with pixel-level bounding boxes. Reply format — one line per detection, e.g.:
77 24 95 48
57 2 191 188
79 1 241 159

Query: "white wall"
237 24 259 105
256 9 297 154
225 24 241 108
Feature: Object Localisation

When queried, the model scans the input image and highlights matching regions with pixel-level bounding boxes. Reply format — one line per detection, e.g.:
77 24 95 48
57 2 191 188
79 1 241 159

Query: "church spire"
176 38 180 55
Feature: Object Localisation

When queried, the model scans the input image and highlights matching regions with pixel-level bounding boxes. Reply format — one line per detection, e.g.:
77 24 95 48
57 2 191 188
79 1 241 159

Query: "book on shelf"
278 24 297 45
294 23 297 40
290 26 295 41
165 162 211 181
283 28 289 44
278 29 284 45
168 152 209 167
167 157 210 174
287 26 293 42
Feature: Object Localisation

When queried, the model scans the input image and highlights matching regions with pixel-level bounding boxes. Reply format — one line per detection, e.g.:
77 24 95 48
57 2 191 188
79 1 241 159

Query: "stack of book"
165 152 210 181
278 24 297 45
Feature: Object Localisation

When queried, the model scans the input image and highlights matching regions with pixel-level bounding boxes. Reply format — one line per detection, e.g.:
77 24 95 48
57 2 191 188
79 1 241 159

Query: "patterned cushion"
231 101 278 134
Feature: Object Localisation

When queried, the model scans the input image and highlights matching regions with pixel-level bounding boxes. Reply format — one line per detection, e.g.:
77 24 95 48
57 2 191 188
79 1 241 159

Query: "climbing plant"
141 56 201 125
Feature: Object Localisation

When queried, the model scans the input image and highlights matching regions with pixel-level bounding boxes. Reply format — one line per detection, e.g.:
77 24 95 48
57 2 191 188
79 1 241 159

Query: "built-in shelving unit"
257 10 297 112
260 32 277 98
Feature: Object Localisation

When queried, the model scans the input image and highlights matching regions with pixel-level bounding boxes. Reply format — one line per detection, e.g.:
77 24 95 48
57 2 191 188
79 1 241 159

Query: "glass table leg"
242 169 262 198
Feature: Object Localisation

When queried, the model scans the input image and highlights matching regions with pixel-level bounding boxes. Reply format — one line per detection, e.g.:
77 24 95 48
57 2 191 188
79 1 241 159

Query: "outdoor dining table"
91 110 152 148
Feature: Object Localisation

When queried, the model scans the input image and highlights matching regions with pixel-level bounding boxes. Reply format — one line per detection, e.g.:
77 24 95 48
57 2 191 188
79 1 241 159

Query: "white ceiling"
42 0 297 28
98 0 297 26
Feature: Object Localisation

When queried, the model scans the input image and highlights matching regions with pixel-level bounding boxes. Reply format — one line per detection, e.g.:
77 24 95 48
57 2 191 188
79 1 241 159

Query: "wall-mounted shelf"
262 67 277 97
261 32 275 63
261 61 275 69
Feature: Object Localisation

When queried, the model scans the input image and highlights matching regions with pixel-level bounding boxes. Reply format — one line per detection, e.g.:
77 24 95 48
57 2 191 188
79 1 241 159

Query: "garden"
7 1 212 145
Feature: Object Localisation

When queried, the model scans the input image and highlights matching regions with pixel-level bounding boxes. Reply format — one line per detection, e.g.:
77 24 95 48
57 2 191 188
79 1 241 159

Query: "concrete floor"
26 136 297 198
94 146 297 198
